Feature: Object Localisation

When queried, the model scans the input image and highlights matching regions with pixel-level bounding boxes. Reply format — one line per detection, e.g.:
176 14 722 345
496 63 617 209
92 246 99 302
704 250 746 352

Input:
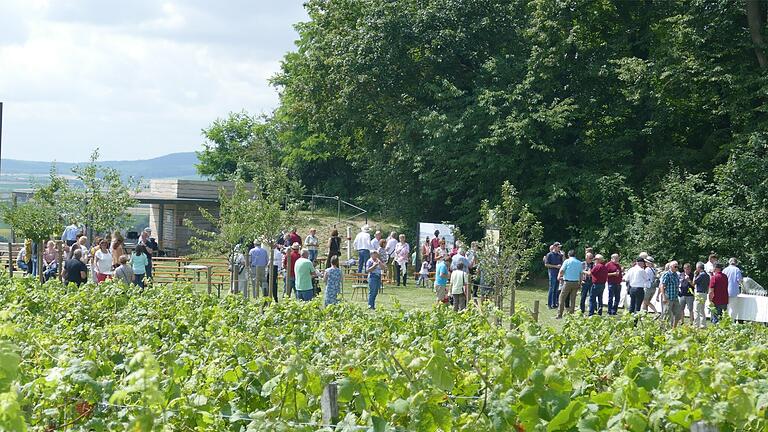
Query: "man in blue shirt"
556 250 582 318
434 255 450 305
545 242 564 309
722 258 743 298
249 240 269 299
61 222 80 246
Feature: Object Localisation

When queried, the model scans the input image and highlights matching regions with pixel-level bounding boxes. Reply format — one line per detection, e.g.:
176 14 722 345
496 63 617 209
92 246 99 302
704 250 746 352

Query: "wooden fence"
0 242 25 277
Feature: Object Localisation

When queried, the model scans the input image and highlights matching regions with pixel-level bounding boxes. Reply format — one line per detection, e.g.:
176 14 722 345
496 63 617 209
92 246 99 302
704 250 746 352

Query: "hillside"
1 152 202 180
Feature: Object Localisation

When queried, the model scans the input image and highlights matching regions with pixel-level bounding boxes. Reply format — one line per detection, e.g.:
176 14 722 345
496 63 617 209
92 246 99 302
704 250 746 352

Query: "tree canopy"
197 0 768 281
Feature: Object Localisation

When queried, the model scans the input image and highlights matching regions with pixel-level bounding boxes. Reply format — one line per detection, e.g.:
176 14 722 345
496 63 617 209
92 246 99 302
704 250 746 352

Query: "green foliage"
3 277 768 430
0 201 61 244
196 111 283 183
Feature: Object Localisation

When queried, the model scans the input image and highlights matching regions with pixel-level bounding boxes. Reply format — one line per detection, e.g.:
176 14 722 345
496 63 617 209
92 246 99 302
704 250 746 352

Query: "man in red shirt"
605 253 623 316
709 262 729 324
289 228 302 247
589 254 609 316
282 242 302 298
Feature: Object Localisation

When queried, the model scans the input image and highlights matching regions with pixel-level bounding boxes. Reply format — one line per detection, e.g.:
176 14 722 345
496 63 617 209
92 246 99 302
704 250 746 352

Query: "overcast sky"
0 0 308 162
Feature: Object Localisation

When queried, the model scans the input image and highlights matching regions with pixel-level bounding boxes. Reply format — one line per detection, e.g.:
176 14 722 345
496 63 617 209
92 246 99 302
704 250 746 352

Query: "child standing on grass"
417 260 430 287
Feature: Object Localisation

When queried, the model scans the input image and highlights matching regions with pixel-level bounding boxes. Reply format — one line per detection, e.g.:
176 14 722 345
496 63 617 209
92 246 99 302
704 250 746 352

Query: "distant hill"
1 152 203 180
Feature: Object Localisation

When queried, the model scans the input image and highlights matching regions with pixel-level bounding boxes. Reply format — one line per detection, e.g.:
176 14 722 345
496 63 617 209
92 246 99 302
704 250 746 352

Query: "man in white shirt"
624 258 649 314
370 230 383 252
353 225 371 273
305 228 319 263
450 262 469 311
722 257 743 298
642 256 658 313
704 253 718 275
385 231 398 274
61 222 80 246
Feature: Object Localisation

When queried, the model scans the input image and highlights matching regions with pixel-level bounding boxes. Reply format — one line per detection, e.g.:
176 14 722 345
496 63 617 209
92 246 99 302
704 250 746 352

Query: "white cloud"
0 0 307 162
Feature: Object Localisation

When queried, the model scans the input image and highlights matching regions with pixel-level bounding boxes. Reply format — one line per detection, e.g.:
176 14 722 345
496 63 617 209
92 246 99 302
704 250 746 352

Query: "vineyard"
1 277 768 431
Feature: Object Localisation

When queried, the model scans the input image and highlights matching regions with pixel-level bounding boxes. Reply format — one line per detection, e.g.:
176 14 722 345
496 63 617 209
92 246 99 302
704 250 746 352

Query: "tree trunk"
508 282 516 330
746 0 768 69
37 242 44 284
268 243 275 302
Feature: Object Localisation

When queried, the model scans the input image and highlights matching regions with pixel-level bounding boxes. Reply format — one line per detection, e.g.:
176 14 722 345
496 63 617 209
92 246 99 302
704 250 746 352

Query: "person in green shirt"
295 250 320 301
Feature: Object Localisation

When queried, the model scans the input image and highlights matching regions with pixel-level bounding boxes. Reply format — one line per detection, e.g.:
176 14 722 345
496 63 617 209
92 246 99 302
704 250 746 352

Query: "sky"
0 0 308 162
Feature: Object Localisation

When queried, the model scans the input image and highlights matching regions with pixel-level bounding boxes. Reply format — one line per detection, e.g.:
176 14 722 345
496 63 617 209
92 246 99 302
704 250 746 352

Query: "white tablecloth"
595 283 768 323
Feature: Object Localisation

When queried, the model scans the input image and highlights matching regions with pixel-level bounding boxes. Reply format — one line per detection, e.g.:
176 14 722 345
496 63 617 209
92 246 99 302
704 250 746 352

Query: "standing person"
288 228 302 247
679 263 695 325
323 255 342 306
434 255 450 304
709 263 729 323
42 240 59 281
138 228 158 279
416 260 430 287
326 229 342 269
61 221 79 246
111 231 125 270
130 244 149 289
722 258 743 298
62 249 88 286
94 239 113 283
605 254 623 315
365 250 385 309
113 255 134 285
305 228 319 264
421 236 432 271
430 230 441 254
229 245 247 295
556 250 582 319
393 234 410 287
642 256 659 314
385 231 398 274
589 254 608 316
693 262 710 328
370 231 383 255
434 239 448 263
295 249 320 301
704 253 718 275
282 242 301 298
249 240 269 299
450 262 469 311
353 225 372 273
580 252 594 314
624 258 649 314
545 242 564 309
659 261 681 327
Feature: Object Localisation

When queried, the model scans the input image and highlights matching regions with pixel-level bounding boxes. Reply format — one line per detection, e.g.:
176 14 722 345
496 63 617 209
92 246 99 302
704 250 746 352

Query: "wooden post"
532 300 540 323
691 422 718 432
206 266 212 295
37 241 44 284
321 382 339 427
55 241 63 280
7 242 13 278
268 243 275 303
509 285 516 329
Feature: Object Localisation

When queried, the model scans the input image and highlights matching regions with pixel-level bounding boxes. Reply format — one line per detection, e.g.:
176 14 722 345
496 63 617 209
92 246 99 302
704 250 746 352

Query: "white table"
597 283 768 322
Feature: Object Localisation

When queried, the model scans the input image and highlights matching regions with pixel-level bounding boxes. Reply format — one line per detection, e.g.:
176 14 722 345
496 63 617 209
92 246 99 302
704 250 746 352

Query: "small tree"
39 150 140 243
480 181 543 327
185 172 302 295
1 201 61 282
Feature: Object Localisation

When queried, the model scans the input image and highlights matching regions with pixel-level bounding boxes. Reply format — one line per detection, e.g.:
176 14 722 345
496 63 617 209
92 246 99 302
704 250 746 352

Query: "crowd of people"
545 242 752 327
15 222 158 288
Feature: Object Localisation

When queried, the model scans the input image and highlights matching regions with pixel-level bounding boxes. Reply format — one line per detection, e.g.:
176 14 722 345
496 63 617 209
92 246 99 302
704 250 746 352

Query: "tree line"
197 0 768 282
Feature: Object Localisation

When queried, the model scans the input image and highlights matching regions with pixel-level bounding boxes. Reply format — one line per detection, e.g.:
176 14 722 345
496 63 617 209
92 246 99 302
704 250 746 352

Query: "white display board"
418 222 455 247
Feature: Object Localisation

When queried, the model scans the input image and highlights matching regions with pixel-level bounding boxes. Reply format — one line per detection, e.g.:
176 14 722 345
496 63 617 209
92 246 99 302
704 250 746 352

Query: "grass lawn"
334 278 563 329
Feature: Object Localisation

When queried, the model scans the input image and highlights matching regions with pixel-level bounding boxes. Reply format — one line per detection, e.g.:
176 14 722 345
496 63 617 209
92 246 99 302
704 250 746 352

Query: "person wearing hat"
642 256 658 314
249 239 269 299
545 242 564 309
138 227 158 279
353 225 372 273
589 254 608 316
623 257 649 314
282 242 302 298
